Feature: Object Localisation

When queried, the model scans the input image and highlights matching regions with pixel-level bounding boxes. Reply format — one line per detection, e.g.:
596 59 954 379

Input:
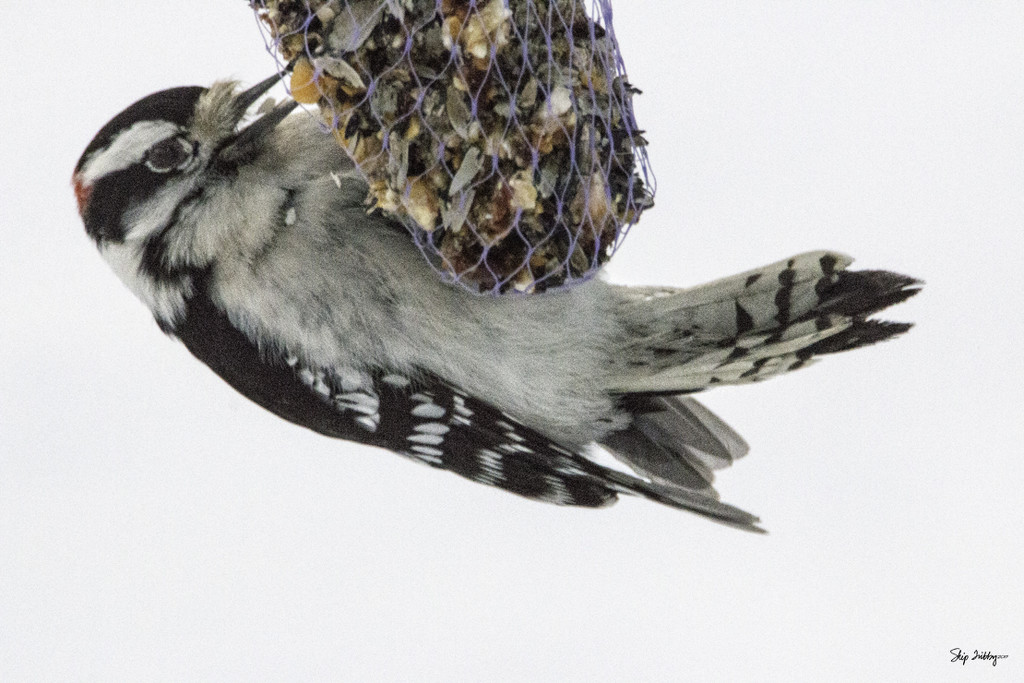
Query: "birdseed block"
252 0 654 294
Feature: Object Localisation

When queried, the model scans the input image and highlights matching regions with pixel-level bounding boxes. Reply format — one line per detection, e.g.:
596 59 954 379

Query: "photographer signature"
950 648 1009 666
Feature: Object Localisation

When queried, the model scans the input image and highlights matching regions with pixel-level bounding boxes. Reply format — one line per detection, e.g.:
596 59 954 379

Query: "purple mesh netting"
250 0 654 295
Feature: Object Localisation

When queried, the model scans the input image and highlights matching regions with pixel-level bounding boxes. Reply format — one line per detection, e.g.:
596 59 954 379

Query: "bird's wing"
171 288 762 530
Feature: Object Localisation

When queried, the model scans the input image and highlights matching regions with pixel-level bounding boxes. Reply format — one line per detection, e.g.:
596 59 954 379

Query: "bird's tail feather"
606 471 765 532
593 394 761 531
595 251 919 524
609 251 921 395
601 395 748 491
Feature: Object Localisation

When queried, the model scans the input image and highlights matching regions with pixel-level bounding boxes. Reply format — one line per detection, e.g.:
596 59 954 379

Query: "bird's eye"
144 137 192 173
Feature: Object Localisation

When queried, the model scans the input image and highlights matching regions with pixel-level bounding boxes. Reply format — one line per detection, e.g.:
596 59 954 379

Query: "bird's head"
73 74 295 243
72 75 298 326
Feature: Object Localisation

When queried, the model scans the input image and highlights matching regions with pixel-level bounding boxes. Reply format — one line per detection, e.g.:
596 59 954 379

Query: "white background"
2 2 1022 681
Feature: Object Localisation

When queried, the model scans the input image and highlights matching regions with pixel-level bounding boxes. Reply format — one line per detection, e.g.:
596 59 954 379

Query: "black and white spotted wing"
173 289 618 506
173 290 761 528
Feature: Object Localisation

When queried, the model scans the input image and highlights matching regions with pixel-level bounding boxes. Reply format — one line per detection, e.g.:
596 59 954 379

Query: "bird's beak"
233 72 288 116
219 73 299 158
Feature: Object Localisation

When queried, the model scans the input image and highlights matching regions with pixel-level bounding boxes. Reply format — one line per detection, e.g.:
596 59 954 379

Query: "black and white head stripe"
74 87 207 243
76 120 184 184
74 86 205 176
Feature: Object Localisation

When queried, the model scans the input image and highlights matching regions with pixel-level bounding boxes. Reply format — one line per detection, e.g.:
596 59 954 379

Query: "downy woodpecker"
73 76 919 530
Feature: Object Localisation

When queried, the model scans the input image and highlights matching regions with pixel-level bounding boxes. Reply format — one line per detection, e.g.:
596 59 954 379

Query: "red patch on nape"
72 174 92 216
